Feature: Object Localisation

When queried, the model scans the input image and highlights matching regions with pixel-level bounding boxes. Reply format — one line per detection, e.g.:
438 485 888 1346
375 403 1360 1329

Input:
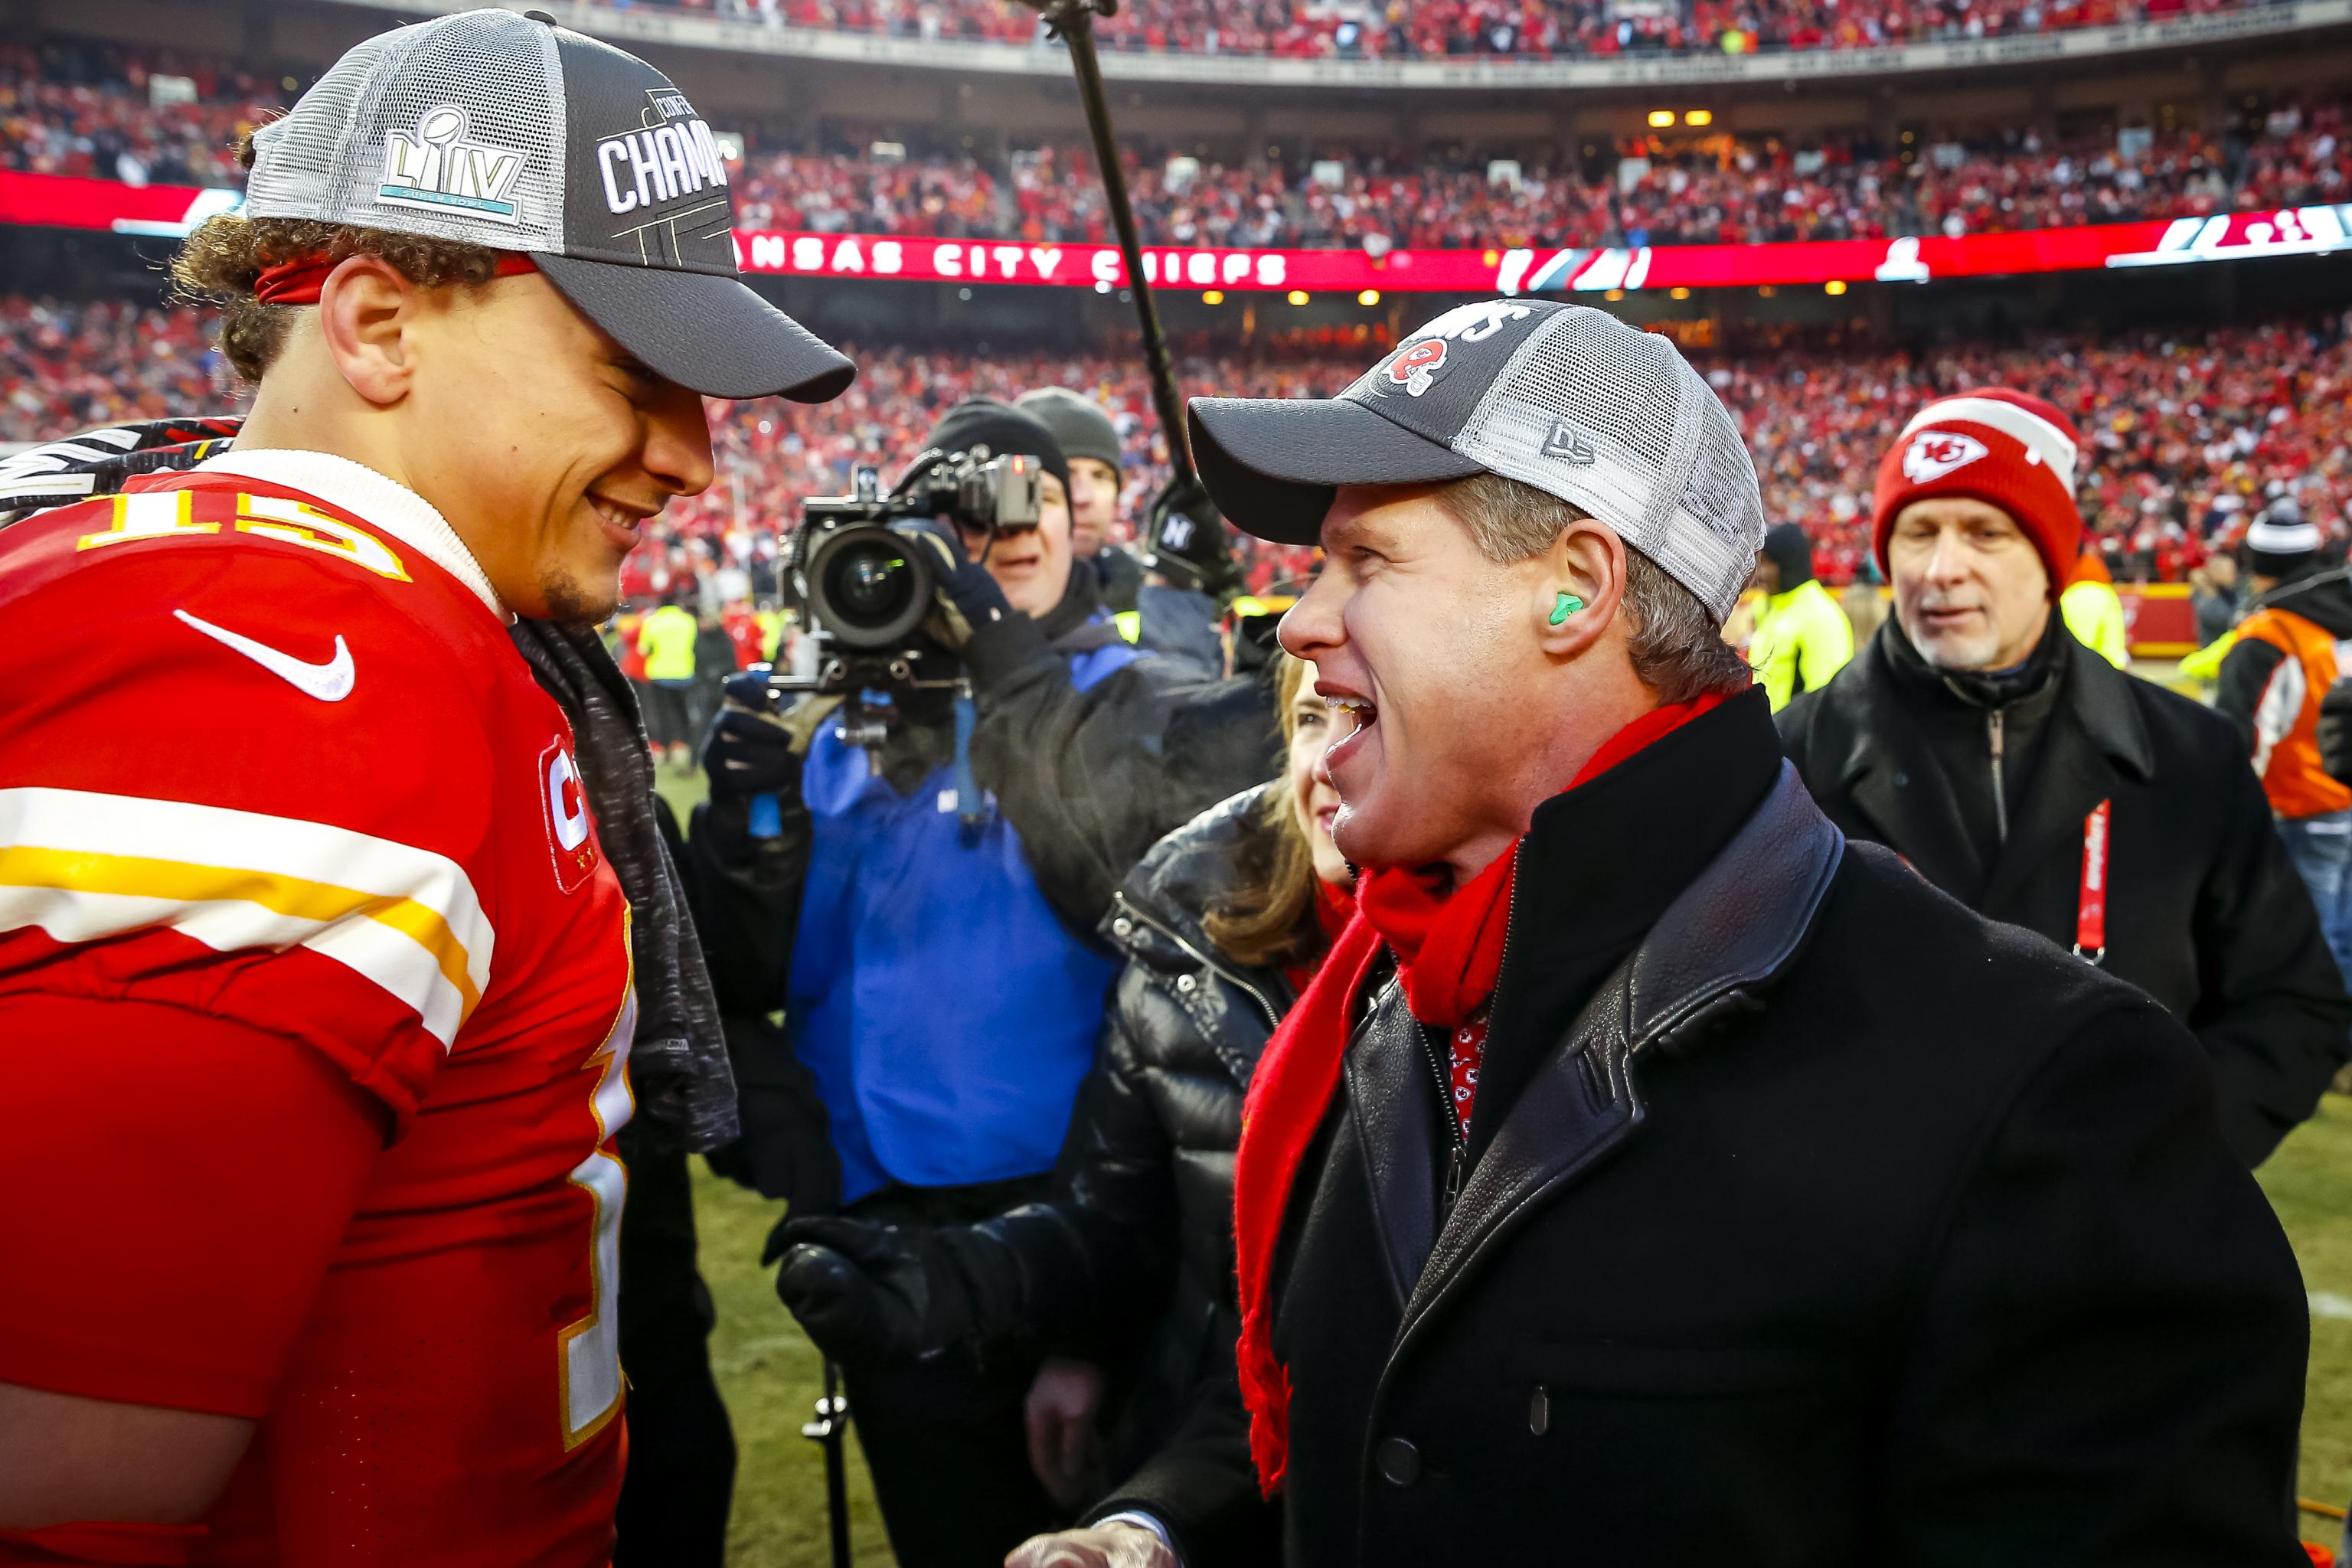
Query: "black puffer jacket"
952 786 1301 1482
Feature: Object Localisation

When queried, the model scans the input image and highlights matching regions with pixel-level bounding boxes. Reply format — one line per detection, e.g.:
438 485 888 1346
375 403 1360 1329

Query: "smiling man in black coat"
1004 304 2311 1568
1780 390 2350 1167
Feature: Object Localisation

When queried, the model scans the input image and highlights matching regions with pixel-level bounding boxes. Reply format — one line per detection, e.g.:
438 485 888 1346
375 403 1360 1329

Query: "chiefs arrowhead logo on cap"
1902 430 1989 485
1387 339 1449 398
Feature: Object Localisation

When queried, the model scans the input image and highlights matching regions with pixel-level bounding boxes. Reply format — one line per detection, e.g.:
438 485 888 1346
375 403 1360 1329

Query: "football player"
0 11 850 1564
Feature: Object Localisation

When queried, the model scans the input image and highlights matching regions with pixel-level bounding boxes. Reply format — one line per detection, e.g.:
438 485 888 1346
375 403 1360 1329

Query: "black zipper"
1419 1021 1468 1217
1988 708 2008 843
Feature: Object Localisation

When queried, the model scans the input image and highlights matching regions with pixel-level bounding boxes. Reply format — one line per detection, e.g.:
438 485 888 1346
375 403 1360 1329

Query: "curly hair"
168 129 508 384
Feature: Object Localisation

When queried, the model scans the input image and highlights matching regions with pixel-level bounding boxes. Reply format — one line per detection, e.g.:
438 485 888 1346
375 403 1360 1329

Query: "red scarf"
1283 880 1361 999
1230 691 1729 1494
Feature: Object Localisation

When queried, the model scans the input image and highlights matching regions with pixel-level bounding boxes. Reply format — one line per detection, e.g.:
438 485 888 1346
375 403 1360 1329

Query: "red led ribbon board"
5 171 2348 293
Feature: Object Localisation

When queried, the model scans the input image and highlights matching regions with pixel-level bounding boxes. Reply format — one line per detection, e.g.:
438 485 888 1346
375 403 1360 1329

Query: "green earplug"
1550 593 1586 625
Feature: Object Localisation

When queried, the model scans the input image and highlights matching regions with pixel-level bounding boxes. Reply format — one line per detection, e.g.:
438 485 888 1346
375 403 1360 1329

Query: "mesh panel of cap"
1455 306 1764 622
245 31 386 224
247 11 567 254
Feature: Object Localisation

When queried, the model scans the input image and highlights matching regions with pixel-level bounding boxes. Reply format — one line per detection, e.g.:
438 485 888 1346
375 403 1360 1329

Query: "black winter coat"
1096 691 2309 1568
687 606 1282 1211
961 787 1299 1485
1780 617 2350 1165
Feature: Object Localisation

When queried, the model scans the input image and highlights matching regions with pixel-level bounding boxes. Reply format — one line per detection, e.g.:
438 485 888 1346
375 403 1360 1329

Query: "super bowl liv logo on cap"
378 106 524 224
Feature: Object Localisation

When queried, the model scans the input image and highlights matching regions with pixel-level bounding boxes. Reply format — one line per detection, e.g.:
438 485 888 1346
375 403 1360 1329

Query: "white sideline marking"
2311 1292 2352 1320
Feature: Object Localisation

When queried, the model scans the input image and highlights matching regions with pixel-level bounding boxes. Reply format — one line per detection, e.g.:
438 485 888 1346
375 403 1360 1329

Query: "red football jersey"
0 451 635 1566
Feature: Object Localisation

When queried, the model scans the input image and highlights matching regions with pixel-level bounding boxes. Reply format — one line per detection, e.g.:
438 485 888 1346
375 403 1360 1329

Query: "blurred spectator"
1781 387 2352 1165
2060 546 2132 667
2195 551 2248 645
2214 508 2352 986
1748 520 1855 709
694 610 739 743
638 596 703 765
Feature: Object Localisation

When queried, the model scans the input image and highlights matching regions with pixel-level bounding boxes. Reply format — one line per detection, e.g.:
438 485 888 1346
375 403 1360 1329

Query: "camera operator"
1017 387 1147 617
688 397 1276 1568
1019 386 1233 679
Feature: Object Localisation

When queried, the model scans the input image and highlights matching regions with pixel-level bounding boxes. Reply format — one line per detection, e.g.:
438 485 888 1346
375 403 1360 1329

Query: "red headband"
253 251 540 306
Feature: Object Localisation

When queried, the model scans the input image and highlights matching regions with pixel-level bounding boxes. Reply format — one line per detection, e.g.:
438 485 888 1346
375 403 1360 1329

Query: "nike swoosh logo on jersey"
173 609 356 702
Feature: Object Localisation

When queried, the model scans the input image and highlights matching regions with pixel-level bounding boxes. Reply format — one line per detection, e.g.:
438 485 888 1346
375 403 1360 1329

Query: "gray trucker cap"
244 7 854 403
1187 299 1765 622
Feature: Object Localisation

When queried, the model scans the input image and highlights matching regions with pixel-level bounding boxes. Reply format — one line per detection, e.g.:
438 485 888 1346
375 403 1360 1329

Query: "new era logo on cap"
243 7 852 403
1540 418 1596 463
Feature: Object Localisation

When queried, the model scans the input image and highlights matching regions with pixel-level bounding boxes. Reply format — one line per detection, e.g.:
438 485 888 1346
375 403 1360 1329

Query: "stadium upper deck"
11 35 2343 252
294 0 2352 90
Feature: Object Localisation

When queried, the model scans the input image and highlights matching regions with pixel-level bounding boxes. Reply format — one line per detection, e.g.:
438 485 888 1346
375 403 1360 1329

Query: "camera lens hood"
802 521 936 650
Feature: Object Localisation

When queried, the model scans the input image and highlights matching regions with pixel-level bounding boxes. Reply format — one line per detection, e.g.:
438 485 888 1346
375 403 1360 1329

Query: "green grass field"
654 766 2352 1565
694 1106 2352 1566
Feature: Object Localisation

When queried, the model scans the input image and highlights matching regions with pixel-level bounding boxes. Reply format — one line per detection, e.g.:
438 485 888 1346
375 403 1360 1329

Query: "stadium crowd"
0 41 290 188
6 41 2346 248
8 293 2342 603
1012 110 2334 250
656 0 2264 57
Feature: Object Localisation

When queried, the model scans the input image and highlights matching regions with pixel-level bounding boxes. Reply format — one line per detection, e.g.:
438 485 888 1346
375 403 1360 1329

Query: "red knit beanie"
1872 388 2085 596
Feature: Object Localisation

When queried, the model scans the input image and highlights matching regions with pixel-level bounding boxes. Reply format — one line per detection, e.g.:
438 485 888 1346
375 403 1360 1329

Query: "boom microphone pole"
1021 0 1197 485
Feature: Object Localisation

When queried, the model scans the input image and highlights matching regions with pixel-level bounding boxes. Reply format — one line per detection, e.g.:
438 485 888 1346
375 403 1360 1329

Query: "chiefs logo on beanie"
1873 388 2085 596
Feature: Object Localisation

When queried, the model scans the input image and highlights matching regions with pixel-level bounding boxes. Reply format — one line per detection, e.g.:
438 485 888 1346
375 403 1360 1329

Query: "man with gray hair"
1008 302 2307 1568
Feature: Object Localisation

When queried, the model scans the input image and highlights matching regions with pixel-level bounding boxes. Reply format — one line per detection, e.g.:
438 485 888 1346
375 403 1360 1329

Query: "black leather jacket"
950 785 1302 1482
1097 693 2310 1568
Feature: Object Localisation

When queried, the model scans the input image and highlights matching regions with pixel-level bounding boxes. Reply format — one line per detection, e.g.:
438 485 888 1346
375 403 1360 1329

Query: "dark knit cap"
1015 387 1124 474
922 398 1071 503
1759 522 1815 589
2246 505 2323 580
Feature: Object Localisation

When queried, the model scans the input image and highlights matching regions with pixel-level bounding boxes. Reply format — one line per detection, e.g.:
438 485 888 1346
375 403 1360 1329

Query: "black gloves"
909 519 1015 649
1142 474 1242 603
702 669 801 799
767 1204 1102 1367
767 1214 982 1364
704 1018 841 1211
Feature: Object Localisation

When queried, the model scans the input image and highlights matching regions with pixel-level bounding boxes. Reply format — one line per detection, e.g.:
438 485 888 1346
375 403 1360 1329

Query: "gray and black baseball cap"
1187 299 1765 622
244 7 853 403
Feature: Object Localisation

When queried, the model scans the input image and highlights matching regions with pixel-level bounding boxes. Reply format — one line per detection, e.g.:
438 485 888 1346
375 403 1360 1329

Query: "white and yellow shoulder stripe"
0 787 493 1047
